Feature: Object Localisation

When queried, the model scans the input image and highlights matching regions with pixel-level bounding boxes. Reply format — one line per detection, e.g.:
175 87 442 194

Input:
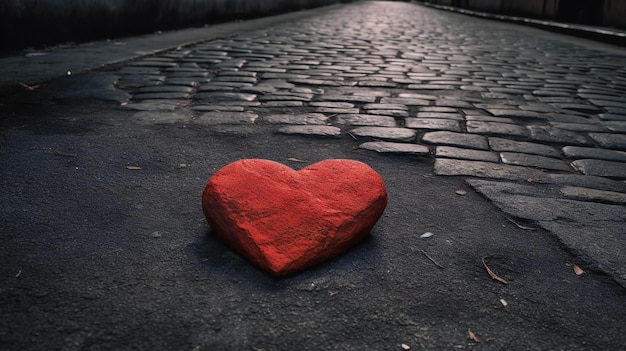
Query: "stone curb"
421 2 626 47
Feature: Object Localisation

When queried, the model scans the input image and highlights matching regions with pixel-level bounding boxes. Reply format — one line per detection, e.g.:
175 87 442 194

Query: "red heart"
202 159 388 276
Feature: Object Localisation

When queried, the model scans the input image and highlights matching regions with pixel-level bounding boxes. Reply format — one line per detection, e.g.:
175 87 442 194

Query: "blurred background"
421 0 626 28
1 0 625 55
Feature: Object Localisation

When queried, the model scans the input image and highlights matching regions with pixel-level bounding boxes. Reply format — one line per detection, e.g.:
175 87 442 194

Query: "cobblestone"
488 137 560 158
359 141 430 155
420 113 467 122
434 159 544 180
549 122 606 132
262 113 328 125
334 114 397 127
527 125 589 145
500 152 573 172
436 146 499 162
422 131 489 150
277 125 341 138
483 108 548 121
131 92 192 100
571 159 626 179
466 121 529 137
589 133 626 150
560 186 626 205
195 92 257 103
405 118 461 132
562 146 626 162
349 127 416 142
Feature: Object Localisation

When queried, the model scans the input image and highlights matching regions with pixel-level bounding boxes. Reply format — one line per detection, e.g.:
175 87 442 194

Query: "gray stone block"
500 152 573 172
349 127 416 142
488 137 560 158
422 131 489 150
571 159 626 179
562 146 626 162
436 146 499 162
359 142 430 155
277 125 342 138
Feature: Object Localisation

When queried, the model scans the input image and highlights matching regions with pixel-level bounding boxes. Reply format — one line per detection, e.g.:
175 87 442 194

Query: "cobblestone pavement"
110 1 626 285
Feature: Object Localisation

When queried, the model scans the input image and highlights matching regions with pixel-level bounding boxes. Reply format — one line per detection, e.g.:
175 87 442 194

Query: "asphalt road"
1 1 625 350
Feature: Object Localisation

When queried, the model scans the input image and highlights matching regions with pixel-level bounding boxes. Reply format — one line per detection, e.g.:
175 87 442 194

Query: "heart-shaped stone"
202 159 388 276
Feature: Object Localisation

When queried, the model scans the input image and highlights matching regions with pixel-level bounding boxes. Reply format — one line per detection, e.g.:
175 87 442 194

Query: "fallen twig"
19 81 44 91
468 329 479 342
506 217 537 231
420 249 444 269
482 257 508 284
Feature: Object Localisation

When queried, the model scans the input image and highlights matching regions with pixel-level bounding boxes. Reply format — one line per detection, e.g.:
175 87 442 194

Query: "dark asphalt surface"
1 1 626 350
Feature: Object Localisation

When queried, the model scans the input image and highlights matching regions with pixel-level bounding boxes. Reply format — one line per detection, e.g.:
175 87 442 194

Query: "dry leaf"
287 157 306 163
468 329 480 342
573 264 584 275
482 257 508 284
19 81 44 91
455 190 467 196
126 166 142 170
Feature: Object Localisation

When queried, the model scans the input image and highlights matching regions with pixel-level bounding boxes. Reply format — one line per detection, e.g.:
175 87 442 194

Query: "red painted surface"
202 159 388 276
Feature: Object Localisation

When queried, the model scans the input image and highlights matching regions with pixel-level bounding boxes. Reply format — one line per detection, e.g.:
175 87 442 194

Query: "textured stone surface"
434 158 544 180
500 152 573 172
202 159 388 276
335 114 397 127
527 125 589 145
589 133 626 150
263 113 328 125
277 125 341 138
560 186 626 205
359 141 430 155
422 131 489 150
195 112 258 125
195 92 257 103
485 109 547 120
405 118 461 132
489 137 560 158
466 121 529 137
550 122 606 132
571 159 626 179
349 127 416 142
562 146 626 162
467 179 626 287
415 112 464 120
436 146 499 162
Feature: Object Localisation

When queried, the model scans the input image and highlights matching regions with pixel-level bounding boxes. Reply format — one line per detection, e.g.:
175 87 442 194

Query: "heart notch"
202 159 388 276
